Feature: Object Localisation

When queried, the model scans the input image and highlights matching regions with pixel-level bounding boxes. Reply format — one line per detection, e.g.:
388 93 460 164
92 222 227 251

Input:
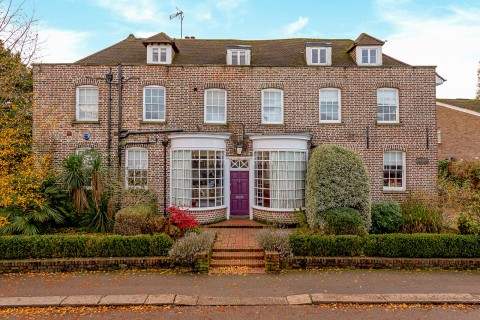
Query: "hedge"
0 233 173 259
290 233 480 258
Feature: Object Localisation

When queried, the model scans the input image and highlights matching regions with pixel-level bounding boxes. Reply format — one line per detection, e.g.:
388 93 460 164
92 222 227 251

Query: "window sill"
261 123 285 127
72 120 100 124
203 122 228 126
319 122 344 125
376 122 402 126
382 189 407 194
140 120 167 124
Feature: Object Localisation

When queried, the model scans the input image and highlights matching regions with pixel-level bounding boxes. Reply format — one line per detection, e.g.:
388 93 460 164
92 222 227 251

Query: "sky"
26 0 480 98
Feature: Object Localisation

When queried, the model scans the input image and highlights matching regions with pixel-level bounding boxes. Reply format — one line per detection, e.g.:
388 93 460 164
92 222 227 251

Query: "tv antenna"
169 7 184 39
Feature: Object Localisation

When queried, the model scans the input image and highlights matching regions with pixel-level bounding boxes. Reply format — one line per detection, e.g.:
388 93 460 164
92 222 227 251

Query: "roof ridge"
382 53 410 67
75 35 140 64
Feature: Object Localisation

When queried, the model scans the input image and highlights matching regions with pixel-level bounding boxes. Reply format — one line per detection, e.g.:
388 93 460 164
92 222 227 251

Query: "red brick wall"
437 105 480 160
33 64 438 219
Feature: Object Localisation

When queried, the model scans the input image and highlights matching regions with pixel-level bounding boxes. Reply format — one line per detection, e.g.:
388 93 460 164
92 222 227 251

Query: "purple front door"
230 171 249 216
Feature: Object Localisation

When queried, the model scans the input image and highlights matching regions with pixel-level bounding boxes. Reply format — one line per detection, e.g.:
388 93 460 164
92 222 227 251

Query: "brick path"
206 227 265 274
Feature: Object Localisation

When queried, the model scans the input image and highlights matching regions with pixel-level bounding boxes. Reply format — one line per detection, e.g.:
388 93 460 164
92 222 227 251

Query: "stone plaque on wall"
416 157 429 165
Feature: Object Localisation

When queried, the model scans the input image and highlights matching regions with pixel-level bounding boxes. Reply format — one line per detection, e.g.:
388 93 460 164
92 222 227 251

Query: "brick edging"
0 257 173 274
264 252 480 271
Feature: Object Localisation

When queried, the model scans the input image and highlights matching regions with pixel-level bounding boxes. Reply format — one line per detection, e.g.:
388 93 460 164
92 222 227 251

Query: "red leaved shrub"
168 206 198 234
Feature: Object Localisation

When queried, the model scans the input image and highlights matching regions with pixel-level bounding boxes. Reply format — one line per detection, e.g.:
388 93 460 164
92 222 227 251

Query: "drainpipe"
106 68 113 166
117 65 123 170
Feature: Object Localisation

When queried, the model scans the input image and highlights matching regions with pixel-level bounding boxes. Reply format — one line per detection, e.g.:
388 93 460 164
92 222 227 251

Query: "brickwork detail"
189 208 227 225
253 208 295 225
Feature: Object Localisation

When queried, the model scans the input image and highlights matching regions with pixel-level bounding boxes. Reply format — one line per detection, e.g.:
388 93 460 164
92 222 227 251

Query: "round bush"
323 207 367 236
371 200 403 234
306 145 371 229
113 205 156 236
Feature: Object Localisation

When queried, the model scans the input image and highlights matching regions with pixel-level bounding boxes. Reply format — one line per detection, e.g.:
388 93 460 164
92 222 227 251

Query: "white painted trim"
261 88 284 124
382 151 406 192
76 85 98 121
252 205 304 212
306 47 332 66
319 88 342 123
125 147 148 189
227 48 251 65
248 157 254 220
143 86 166 122
189 205 228 212
356 46 382 66
226 158 231 219
204 88 227 124
437 102 480 117
377 88 400 124
147 44 172 64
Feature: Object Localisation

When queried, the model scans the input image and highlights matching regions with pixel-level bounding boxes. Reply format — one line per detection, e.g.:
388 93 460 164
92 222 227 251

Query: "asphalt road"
0 305 479 320
1 269 480 298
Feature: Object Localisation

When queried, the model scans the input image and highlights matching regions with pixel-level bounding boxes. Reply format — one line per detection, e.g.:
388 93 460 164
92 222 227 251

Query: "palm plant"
59 152 88 213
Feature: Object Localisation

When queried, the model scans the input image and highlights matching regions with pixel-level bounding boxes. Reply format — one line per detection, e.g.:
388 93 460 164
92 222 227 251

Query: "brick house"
436 99 480 160
33 32 441 224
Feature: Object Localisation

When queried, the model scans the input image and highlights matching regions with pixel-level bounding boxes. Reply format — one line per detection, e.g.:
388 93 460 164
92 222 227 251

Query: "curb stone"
1 293 480 308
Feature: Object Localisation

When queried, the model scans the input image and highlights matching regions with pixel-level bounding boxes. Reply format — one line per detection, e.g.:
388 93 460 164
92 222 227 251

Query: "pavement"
1 269 480 308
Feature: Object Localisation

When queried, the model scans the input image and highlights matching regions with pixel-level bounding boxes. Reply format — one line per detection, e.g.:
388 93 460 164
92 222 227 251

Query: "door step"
211 252 264 260
209 250 265 274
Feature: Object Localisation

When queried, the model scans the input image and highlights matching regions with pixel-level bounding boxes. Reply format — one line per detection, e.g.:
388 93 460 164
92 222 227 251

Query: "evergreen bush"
370 200 404 234
323 207 367 236
306 145 371 229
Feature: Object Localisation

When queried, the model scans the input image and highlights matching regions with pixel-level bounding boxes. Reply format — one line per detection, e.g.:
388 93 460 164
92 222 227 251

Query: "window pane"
144 87 165 121
205 90 226 123
370 49 377 63
320 89 339 122
361 49 369 63
312 49 318 64
319 49 326 63
377 89 398 122
77 87 98 121
126 149 148 188
383 151 404 189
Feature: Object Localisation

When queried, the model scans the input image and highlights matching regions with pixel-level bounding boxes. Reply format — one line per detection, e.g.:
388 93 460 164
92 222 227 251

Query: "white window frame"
204 89 227 124
383 151 406 192
143 86 166 122
319 88 341 123
76 85 98 121
356 46 382 66
227 49 251 65
306 47 332 66
147 44 172 64
125 148 148 189
261 89 284 125
377 88 399 124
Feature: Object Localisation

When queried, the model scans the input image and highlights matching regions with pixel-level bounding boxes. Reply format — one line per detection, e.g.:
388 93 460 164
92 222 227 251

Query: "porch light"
236 144 243 155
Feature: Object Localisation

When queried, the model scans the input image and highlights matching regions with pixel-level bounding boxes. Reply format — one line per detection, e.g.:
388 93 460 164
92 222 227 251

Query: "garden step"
212 248 263 253
209 267 266 274
210 259 265 268
211 252 264 260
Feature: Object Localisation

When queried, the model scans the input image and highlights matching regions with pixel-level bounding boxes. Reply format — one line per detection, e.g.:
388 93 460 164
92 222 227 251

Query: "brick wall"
33 64 438 221
437 105 480 160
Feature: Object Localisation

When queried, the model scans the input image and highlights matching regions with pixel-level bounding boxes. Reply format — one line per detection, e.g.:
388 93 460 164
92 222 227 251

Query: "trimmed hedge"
0 233 173 259
290 233 480 258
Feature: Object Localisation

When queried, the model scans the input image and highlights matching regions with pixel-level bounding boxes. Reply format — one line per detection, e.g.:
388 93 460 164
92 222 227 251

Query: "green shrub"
113 205 157 236
168 231 216 266
323 207 367 236
457 212 480 235
289 233 480 258
401 193 443 233
306 145 371 229
370 200 403 234
0 233 173 259
363 234 480 258
289 233 364 257
256 229 292 258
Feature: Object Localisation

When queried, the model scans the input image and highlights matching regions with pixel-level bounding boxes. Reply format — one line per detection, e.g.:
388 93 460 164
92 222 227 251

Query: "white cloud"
36 28 91 63
375 1 480 98
283 17 309 36
93 0 162 23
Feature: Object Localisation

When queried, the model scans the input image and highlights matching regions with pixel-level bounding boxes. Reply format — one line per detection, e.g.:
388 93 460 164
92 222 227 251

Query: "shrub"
370 200 404 234
289 233 480 258
0 233 173 259
457 212 480 235
306 145 371 229
168 206 199 234
256 229 292 258
289 233 364 257
293 209 308 229
401 193 443 233
323 207 367 236
168 231 216 266
113 205 156 236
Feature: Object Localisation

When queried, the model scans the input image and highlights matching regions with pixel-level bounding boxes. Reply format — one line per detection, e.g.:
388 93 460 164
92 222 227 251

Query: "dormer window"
148 45 171 64
356 46 382 66
306 43 332 66
227 45 251 65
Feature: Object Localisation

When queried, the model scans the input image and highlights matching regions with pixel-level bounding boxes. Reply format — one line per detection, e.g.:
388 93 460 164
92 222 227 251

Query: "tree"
0 0 39 64
305 145 372 230
476 61 480 99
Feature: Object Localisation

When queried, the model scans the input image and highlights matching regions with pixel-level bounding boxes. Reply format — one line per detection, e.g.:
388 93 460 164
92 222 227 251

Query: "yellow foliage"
0 216 8 228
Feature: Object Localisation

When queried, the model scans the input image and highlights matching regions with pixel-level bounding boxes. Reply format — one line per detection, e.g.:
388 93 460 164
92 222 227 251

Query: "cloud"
283 17 309 36
374 0 480 98
36 28 91 63
93 0 163 23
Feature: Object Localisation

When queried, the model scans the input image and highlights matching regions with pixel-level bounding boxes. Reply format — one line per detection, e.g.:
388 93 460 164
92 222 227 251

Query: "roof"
74 33 410 67
354 33 385 46
437 99 480 113
142 32 179 52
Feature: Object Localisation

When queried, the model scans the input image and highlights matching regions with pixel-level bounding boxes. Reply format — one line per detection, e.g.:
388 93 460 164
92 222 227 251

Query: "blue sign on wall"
83 133 90 140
